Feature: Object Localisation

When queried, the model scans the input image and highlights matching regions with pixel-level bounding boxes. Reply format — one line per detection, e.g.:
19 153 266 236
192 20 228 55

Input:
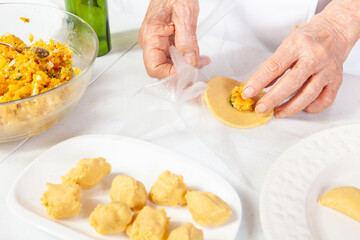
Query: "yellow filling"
229 84 255 111
0 33 80 103
29 33 34 43
20 17 29 23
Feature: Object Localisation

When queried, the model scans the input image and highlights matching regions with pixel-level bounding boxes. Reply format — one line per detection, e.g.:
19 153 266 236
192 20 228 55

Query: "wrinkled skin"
138 0 210 79
242 0 360 118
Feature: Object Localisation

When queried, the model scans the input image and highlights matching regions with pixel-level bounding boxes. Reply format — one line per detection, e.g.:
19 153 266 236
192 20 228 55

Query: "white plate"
7 134 241 240
260 124 360 240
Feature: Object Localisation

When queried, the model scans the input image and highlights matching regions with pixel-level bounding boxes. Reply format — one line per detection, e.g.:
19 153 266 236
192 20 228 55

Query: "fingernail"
255 103 267 113
184 52 197 66
276 111 286 119
242 87 254 99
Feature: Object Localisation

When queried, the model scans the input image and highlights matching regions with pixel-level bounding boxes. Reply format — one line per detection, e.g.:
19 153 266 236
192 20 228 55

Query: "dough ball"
149 170 188 206
204 77 273 128
126 206 170 240
167 222 203 240
41 182 82 219
318 186 360 222
89 202 132 235
185 190 232 226
61 157 111 189
109 175 147 210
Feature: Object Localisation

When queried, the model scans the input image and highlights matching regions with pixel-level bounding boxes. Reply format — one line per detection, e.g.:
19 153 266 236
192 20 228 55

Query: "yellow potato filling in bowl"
0 3 98 143
0 33 80 103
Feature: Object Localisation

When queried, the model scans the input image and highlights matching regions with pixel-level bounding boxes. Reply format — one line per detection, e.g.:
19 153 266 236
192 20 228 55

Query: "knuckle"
327 72 342 85
293 25 319 43
265 58 282 76
145 67 157 78
313 45 329 59
304 88 318 101
145 62 160 78
336 74 343 85
291 24 307 37
192 2 200 14
295 34 315 48
322 95 335 108
302 56 317 69
326 59 339 72
172 4 198 37
301 47 329 70
173 1 199 18
295 33 309 44
304 105 319 114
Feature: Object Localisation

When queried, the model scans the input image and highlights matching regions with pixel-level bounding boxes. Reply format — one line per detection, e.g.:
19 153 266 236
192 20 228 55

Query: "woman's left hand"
242 0 360 118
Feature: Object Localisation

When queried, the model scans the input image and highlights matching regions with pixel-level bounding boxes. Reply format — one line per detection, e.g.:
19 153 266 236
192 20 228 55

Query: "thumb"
172 0 200 66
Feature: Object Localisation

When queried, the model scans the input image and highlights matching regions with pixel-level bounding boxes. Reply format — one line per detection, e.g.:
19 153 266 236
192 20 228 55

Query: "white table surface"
1 1 360 240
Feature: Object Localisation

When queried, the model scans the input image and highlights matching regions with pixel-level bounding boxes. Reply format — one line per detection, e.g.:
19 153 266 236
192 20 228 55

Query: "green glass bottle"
65 0 111 56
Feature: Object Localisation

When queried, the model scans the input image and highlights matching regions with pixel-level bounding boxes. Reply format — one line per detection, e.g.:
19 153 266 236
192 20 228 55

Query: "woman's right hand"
138 0 210 79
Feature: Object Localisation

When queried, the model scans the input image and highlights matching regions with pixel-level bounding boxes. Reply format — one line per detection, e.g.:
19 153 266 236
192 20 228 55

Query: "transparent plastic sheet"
122 43 275 191
162 45 276 190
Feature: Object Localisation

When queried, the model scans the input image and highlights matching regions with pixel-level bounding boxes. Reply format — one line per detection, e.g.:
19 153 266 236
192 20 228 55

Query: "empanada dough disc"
204 77 274 128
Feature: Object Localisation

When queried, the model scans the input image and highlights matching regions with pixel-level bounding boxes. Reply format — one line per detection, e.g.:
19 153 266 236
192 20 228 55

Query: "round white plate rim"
7 134 242 240
260 124 360 240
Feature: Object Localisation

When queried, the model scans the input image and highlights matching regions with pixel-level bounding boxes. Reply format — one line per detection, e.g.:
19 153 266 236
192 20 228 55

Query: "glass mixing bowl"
0 3 98 142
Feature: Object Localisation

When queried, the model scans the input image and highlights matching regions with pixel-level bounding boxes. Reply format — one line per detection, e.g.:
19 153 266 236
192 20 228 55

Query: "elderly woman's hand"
242 0 360 118
138 0 210 79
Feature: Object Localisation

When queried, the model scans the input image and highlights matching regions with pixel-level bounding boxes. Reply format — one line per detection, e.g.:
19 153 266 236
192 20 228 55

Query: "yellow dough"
61 157 111 189
204 76 274 128
149 170 188 206
41 182 82 219
126 206 170 240
109 175 147 211
318 186 360 222
167 222 203 240
185 190 232 226
89 202 132 235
